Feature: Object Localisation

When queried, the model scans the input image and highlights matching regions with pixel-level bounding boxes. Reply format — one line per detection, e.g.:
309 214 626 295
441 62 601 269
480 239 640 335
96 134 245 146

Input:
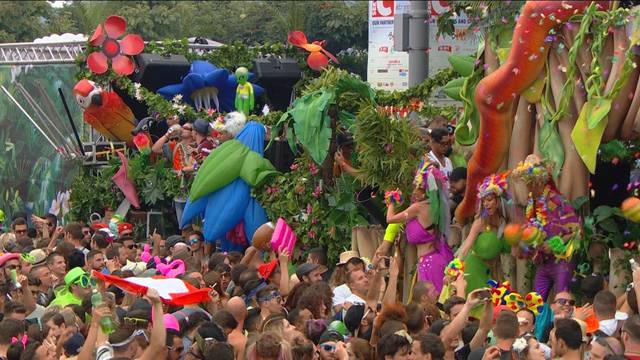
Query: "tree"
0 1 52 42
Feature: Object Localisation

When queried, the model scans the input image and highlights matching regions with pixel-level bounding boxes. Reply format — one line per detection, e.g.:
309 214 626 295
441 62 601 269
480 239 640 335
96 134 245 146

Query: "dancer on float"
386 160 453 293
457 172 511 294
512 154 581 301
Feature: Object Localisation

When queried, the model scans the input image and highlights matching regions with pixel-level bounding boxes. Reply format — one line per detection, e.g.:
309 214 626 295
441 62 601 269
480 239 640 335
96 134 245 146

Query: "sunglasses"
320 343 336 353
126 244 138 250
73 274 97 288
188 238 200 245
554 298 576 306
168 345 185 353
258 292 282 303
5 264 21 271
124 317 149 327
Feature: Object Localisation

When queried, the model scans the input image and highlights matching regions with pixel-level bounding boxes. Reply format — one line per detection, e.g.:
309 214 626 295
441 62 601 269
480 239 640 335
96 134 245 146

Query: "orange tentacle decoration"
288 30 339 71
455 0 611 224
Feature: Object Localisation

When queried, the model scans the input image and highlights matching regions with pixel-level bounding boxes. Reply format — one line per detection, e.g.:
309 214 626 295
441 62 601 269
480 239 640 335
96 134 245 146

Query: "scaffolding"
0 41 223 65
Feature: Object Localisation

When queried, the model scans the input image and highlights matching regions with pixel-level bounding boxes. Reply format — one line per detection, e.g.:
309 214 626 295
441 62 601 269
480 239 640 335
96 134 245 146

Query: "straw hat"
336 250 360 266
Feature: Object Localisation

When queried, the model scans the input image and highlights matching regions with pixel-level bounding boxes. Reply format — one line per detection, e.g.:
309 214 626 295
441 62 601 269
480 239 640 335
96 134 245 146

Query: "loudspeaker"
132 53 191 92
263 139 297 173
253 57 302 111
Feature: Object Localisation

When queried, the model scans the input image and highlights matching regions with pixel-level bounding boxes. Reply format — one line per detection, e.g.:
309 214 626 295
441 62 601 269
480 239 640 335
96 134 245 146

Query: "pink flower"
306 203 313 214
312 185 322 198
290 163 300 171
308 231 316 239
266 186 280 194
311 218 318 225
207 108 218 117
309 163 319 175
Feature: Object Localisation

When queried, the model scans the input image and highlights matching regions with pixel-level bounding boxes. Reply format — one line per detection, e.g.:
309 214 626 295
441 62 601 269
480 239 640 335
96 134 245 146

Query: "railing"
0 41 223 65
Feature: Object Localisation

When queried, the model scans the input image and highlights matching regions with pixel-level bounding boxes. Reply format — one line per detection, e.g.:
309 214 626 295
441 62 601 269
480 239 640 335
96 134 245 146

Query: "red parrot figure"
73 79 136 145
288 31 339 71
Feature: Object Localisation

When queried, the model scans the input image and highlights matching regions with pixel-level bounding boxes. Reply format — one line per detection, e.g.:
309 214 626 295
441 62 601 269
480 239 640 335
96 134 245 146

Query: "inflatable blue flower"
157 60 264 113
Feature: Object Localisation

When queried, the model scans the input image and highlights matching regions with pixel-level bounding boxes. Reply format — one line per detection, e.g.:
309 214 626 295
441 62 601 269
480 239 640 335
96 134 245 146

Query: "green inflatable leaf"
448 54 475 77
443 77 465 101
538 119 565 179
571 98 611 173
289 90 335 165
189 140 278 201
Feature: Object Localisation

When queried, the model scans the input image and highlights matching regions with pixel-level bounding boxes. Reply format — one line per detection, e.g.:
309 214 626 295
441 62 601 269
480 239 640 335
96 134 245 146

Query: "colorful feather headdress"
414 159 448 191
477 172 510 199
512 154 551 184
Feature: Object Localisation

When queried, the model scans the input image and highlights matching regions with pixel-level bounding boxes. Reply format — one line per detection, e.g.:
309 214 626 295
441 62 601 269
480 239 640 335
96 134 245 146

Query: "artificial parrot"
73 79 136 145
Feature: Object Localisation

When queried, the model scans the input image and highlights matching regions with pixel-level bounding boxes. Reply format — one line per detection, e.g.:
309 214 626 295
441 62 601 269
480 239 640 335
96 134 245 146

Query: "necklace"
525 185 551 229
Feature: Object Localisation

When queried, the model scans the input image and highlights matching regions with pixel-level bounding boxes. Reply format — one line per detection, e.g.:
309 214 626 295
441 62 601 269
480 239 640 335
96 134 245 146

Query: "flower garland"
525 185 552 230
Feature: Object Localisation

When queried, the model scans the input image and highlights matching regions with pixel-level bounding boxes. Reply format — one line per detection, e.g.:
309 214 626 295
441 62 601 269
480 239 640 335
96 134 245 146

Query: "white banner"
367 0 411 91
427 0 479 101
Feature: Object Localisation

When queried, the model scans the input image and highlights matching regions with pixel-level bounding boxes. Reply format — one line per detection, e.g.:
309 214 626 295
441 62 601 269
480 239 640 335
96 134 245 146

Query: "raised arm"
278 251 291 297
386 202 421 224
457 218 482 259
139 289 166 360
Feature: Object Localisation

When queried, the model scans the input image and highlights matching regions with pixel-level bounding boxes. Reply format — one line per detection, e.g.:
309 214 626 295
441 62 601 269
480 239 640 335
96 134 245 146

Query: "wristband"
383 223 402 243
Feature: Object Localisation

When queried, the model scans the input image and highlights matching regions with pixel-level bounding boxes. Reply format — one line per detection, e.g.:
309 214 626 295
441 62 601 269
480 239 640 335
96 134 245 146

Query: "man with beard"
428 128 453 177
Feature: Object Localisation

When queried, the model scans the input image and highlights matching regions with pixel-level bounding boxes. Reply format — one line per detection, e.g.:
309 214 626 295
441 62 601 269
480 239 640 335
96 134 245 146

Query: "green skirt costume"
464 231 505 294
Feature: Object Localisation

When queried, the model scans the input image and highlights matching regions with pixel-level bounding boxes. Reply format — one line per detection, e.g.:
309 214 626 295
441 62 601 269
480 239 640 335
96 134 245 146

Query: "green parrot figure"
235 67 255 115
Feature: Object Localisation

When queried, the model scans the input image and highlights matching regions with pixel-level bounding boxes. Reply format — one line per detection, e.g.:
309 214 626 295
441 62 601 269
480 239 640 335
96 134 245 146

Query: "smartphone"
477 290 491 300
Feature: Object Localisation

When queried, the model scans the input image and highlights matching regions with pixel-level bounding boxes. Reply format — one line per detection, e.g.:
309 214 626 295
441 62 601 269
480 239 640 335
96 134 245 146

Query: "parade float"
3 1 640 297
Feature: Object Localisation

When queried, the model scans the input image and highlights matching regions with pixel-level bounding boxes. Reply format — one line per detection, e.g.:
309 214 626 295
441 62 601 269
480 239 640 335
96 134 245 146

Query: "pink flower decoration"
306 203 313 214
87 15 144 76
309 163 319 175
308 231 316 239
290 163 300 171
312 185 322 198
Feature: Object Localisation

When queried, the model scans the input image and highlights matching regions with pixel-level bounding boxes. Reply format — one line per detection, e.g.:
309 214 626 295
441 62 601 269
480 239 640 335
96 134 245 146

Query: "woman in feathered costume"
386 160 453 293
511 155 580 301
457 172 511 294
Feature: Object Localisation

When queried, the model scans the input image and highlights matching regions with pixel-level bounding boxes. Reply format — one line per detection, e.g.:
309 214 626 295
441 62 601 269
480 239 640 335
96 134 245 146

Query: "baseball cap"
318 330 343 344
295 263 324 280
0 253 19 267
165 235 186 250
193 118 210 136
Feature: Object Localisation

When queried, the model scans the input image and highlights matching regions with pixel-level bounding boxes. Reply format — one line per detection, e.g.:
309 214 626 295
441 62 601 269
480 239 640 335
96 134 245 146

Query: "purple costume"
406 218 453 293
527 184 580 301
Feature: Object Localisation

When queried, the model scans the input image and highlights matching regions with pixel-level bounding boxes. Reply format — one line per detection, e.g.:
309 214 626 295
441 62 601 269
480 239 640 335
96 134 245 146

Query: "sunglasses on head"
124 317 149 327
73 274 97 288
554 298 575 306
320 343 336 353
258 291 282 303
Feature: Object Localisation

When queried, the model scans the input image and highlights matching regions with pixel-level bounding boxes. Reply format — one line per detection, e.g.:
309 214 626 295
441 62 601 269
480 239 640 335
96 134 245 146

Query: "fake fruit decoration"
473 231 502 260
454 1 611 224
288 31 339 71
622 197 640 222
503 223 523 246
87 15 144 75
132 133 150 152
73 79 136 144
521 226 543 245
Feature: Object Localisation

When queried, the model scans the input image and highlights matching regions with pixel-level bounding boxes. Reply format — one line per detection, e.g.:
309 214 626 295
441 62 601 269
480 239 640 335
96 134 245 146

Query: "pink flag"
270 218 297 254
112 151 141 209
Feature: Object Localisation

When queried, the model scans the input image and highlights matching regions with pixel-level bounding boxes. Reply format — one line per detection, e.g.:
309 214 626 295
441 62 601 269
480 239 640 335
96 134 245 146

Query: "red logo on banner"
430 0 451 16
379 46 389 53
372 0 394 17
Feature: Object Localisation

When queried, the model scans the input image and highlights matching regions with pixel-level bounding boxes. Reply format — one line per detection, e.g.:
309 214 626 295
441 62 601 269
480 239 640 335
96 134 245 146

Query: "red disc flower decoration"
288 30 339 71
87 15 144 76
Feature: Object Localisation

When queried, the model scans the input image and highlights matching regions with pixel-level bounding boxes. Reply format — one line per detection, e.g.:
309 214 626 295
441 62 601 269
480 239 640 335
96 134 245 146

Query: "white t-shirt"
428 151 453 177
333 284 352 307
344 293 366 306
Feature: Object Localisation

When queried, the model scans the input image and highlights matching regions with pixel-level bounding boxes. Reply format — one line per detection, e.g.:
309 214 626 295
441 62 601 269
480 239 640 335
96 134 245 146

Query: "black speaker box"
253 57 302 111
132 53 191 92
263 139 298 173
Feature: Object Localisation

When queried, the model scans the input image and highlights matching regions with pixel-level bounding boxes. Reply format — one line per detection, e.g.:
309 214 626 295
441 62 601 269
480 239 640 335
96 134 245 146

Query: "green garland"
76 39 308 121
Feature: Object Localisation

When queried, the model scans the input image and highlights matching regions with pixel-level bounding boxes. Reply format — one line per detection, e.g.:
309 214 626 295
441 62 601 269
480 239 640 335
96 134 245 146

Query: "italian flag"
92 271 211 306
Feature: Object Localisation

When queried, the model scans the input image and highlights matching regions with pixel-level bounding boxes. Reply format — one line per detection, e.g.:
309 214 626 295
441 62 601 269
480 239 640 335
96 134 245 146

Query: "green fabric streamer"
538 119 565 179
189 139 278 202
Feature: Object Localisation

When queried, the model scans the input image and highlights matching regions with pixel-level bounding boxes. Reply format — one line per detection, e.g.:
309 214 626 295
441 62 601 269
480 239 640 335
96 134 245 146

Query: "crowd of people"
0 118 639 360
